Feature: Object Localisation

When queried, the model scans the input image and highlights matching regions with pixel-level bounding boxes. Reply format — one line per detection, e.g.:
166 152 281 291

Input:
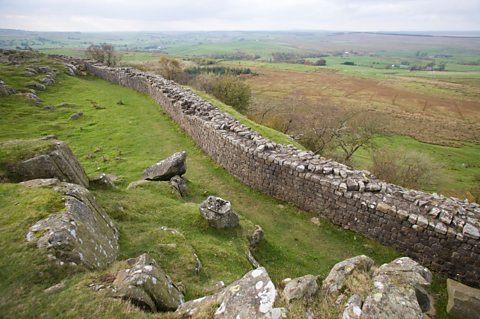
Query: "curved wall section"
84 62 479 287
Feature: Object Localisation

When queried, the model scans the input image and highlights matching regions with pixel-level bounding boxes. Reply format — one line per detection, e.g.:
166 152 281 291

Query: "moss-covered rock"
0 138 89 187
23 179 119 269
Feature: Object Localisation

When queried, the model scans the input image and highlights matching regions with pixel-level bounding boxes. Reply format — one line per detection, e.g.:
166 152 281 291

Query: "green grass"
351 135 480 197
0 55 453 318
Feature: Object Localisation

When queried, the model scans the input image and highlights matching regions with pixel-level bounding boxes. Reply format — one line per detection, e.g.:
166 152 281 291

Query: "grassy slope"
0 57 451 318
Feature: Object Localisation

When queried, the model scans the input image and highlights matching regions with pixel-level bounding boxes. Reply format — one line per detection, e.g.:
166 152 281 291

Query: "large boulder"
199 196 239 229
111 254 184 312
176 267 282 318
23 179 118 269
283 274 318 303
321 255 374 295
0 138 89 187
143 151 187 181
360 257 432 319
447 279 480 319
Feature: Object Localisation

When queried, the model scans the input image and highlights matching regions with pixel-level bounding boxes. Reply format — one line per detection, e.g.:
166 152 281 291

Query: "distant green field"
165 39 303 57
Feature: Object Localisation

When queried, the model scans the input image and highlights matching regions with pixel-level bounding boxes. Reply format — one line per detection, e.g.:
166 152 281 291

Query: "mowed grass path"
0 65 451 317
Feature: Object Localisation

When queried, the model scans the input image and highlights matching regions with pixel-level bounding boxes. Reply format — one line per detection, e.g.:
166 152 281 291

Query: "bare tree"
85 43 118 66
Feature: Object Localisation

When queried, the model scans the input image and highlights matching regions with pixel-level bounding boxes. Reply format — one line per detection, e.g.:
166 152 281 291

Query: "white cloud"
0 0 478 31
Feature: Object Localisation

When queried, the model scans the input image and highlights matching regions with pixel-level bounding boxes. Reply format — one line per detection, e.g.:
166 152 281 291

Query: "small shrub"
212 75 251 113
371 147 441 189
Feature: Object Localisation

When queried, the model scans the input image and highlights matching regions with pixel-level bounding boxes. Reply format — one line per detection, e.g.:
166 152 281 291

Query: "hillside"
0 51 456 318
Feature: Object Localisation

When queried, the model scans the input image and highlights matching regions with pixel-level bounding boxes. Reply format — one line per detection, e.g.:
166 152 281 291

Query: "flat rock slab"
176 267 282 318
1 138 89 187
23 179 118 269
447 279 480 319
143 151 187 181
112 253 184 312
199 196 239 229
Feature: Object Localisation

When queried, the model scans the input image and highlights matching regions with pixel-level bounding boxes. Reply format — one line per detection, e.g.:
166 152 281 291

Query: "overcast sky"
0 0 479 32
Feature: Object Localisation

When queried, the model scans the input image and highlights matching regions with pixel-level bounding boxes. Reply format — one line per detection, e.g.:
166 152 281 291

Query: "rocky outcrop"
321 255 374 295
111 254 184 312
283 274 318 303
176 267 282 318
447 279 480 319
1 138 89 187
360 257 433 319
23 179 118 269
199 196 239 229
144 151 187 181
0 80 16 96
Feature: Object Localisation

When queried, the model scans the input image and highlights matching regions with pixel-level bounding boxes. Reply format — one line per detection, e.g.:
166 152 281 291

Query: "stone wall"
82 61 480 287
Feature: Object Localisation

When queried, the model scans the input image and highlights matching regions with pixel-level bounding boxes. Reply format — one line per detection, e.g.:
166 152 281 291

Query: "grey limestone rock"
199 196 239 229
249 224 264 249
360 257 432 319
70 112 83 120
176 267 280 318
283 274 318 303
0 80 16 96
321 255 374 295
90 173 117 188
170 175 187 197
144 151 187 181
111 253 184 312
446 279 480 319
23 179 119 269
2 138 89 187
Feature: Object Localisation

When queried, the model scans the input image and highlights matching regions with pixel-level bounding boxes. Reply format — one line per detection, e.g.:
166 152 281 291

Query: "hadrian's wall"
82 61 480 287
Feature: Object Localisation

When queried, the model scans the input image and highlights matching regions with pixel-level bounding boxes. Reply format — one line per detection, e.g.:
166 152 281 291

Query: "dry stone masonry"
81 61 480 287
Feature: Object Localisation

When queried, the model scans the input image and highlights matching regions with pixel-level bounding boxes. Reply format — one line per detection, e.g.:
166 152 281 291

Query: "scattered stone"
199 196 239 229
44 282 65 294
1 138 89 187
176 267 280 318
170 175 187 197
23 179 119 269
283 274 318 303
144 151 187 181
43 105 55 110
39 134 58 140
90 173 117 188
0 80 16 96
310 217 321 226
111 254 184 312
322 255 374 295
56 102 79 108
447 279 480 319
249 225 264 249
70 112 83 120
64 63 78 76
17 92 41 104
127 179 152 190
